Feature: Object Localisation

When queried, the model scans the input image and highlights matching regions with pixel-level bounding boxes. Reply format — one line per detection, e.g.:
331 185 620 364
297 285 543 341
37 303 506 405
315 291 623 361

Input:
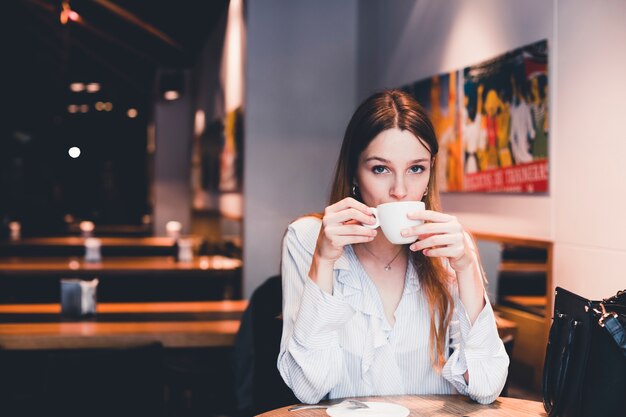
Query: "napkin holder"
61 278 99 317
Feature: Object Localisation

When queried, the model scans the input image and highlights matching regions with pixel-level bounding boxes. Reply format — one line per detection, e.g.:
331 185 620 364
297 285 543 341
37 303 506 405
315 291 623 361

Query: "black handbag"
542 287 626 417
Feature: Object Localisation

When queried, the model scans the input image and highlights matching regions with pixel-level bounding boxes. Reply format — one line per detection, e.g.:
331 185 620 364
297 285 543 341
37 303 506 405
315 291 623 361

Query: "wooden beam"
93 0 183 50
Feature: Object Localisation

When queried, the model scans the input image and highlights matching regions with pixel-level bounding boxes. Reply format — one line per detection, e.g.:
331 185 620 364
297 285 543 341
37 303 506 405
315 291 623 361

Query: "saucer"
326 401 409 417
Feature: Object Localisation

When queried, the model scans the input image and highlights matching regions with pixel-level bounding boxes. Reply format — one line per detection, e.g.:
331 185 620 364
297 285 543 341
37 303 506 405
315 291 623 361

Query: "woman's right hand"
314 197 377 263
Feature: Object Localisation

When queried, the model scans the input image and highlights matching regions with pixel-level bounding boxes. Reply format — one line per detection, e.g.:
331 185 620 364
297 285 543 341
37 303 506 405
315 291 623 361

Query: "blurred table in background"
0 300 247 350
0 255 242 303
0 236 186 257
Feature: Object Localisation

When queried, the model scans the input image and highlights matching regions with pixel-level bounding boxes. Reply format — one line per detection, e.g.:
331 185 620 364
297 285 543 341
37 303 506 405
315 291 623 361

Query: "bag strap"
543 315 580 417
596 302 626 359
603 289 626 306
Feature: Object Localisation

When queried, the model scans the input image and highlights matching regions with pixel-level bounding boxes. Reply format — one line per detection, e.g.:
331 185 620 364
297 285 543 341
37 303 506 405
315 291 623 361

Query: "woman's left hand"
401 210 473 273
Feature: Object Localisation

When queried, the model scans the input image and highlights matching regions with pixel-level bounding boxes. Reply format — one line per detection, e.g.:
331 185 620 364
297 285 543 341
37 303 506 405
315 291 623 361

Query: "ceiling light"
194 109 205 136
70 83 85 92
163 90 180 101
159 71 184 101
60 2 79 24
127 108 138 118
103 102 113 111
68 147 81 158
86 83 100 93
67 104 78 113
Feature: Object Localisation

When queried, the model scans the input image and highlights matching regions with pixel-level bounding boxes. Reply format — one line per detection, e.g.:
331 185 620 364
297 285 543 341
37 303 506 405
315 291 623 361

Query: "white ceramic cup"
177 237 194 263
84 237 102 263
364 201 425 244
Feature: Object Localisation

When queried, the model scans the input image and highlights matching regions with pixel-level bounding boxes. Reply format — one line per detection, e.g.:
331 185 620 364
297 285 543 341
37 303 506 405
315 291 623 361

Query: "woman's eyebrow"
363 156 390 163
363 157 430 164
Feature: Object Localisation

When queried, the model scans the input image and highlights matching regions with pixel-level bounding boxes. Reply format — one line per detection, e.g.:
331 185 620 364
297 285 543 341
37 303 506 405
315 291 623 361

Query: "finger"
421 246 463 258
406 209 456 223
326 224 377 238
325 208 376 226
405 221 463 237
324 233 376 248
410 234 461 251
325 197 372 216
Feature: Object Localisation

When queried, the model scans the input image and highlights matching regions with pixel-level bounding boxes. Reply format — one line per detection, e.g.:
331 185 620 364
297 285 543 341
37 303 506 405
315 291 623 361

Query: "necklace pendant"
384 264 391 271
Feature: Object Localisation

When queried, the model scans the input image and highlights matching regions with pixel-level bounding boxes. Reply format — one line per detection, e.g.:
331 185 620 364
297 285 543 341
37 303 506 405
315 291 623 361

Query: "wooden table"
0 255 240 275
0 255 243 302
259 395 546 417
494 312 517 341
0 300 247 349
1 236 179 247
0 236 191 257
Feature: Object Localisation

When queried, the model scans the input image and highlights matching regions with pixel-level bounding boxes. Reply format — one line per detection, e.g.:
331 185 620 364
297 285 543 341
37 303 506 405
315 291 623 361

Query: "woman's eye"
372 165 388 174
409 165 425 174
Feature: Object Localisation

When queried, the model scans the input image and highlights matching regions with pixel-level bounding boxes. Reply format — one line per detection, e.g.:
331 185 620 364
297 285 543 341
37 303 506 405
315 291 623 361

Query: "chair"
500 333 516 397
233 275 298 416
43 343 165 417
163 346 237 417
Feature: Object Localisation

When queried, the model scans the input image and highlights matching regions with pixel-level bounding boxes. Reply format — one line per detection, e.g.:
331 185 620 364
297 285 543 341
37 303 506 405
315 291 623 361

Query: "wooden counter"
0 255 241 275
0 255 243 303
0 300 247 350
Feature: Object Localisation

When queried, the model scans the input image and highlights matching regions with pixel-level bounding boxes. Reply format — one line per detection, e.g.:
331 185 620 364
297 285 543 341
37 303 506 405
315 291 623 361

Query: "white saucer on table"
326 401 409 417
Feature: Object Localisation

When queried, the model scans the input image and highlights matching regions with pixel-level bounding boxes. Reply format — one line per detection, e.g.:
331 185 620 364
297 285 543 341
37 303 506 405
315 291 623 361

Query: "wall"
358 0 553 239
153 70 193 236
244 0 358 297
243 0 626 299
552 0 626 298
357 0 626 297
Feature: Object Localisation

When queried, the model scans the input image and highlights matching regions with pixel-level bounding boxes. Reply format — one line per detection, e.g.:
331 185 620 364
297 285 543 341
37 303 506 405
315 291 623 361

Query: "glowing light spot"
164 90 179 101
86 83 100 93
70 83 84 92
199 257 210 270
68 147 81 158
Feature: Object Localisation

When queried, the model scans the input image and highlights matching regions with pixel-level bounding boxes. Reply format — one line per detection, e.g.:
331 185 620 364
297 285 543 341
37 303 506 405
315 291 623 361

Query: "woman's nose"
390 177 408 199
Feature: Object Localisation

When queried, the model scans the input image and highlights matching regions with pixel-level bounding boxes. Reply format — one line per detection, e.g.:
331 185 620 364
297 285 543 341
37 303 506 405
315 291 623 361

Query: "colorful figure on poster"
462 83 483 174
509 75 535 164
430 74 462 191
482 90 501 170
529 75 548 159
495 89 512 168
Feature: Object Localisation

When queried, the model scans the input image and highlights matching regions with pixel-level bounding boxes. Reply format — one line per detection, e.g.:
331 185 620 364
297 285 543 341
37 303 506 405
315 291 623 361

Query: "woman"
278 90 508 405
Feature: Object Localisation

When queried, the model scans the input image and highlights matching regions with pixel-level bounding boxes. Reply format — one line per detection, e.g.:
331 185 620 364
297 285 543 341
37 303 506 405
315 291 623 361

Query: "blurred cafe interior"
0 0 624 416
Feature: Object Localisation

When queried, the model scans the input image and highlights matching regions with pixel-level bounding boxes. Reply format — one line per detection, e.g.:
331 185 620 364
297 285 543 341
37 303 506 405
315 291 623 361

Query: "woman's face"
355 128 432 207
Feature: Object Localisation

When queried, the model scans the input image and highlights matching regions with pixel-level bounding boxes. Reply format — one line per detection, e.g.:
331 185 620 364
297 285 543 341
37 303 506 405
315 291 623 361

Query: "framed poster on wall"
401 39 548 193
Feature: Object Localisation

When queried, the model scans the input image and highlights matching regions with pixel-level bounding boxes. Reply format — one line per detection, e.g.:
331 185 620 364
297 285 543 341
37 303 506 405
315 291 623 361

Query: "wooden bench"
0 300 247 350
472 231 552 392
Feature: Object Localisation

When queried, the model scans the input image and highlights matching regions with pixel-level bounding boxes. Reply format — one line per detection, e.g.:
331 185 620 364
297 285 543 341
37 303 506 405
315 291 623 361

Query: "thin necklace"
359 243 404 271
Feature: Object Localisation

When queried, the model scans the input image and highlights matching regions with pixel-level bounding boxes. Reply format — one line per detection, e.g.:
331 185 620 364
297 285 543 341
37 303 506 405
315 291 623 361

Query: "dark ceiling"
5 0 229 125
1 1 230 229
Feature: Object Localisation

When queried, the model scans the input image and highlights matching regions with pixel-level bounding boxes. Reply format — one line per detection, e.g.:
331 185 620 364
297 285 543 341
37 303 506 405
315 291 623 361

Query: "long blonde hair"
330 89 454 369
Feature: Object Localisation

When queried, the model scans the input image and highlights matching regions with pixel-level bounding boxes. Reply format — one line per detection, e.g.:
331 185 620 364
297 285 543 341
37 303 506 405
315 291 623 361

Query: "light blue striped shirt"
278 217 508 405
